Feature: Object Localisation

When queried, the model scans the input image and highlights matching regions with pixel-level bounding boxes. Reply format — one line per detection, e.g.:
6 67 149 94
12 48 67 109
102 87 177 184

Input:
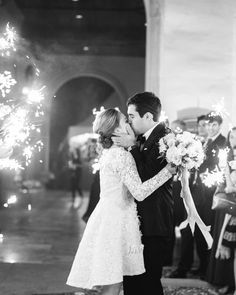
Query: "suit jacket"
199 133 227 174
197 133 227 225
130 123 174 237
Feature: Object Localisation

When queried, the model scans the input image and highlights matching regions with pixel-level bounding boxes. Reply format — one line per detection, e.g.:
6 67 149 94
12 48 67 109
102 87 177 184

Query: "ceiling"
13 0 146 56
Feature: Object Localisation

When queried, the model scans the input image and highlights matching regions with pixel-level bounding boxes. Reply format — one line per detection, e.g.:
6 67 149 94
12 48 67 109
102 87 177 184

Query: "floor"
0 188 218 295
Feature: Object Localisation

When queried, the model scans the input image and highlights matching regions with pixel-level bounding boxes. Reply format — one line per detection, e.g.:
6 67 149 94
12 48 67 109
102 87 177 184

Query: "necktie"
137 135 146 151
206 138 213 148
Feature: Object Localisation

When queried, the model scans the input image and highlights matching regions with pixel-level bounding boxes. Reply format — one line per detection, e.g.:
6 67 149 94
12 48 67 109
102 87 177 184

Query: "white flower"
176 142 188 156
166 146 182 166
183 157 195 170
160 131 205 170
159 138 167 153
164 133 176 146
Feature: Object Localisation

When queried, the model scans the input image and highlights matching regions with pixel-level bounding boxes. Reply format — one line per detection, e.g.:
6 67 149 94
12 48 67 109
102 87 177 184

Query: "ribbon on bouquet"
178 169 213 249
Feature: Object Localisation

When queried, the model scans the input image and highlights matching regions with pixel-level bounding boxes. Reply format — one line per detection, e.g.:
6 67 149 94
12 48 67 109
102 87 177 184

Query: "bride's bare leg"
101 282 122 295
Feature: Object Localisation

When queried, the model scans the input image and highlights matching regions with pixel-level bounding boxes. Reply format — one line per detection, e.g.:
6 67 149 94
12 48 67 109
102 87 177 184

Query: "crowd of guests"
168 112 236 295
70 110 236 294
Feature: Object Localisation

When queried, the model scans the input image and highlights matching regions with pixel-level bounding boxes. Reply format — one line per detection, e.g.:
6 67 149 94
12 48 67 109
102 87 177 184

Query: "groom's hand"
112 124 136 148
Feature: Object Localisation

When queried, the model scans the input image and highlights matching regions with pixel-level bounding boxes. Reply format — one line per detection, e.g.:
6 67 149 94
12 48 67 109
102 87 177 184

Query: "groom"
112 92 174 295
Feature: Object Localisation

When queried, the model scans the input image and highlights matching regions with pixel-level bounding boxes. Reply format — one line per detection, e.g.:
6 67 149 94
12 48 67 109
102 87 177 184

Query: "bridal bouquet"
159 131 205 170
159 131 213 249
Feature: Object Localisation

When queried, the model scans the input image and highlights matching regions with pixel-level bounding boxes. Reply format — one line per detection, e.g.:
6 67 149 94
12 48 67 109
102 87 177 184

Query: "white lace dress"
66 146 171 289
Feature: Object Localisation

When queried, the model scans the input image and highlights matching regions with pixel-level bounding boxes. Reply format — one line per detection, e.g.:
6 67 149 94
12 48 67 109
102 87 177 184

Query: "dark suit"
199 133 227 228
123 123 174 295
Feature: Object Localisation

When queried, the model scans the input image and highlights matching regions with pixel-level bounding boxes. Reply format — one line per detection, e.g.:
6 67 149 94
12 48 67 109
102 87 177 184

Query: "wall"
35 53 145 175
159 0 236 134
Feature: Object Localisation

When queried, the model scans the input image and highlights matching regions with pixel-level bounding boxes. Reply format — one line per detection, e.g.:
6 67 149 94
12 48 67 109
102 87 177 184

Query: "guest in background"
197 114 208 141
68 148 83 208
200 112 227 231
207 127 236 294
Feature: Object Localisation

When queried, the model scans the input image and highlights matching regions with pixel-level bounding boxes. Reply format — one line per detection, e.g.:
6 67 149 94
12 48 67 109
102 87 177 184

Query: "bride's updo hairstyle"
93 108 121 149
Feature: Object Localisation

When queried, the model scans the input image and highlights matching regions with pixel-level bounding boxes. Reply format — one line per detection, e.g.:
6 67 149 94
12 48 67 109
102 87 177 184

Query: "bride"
66 108 176 295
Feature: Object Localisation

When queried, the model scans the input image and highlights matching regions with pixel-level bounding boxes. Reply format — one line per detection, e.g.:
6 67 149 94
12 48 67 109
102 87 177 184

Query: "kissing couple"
67 92 176 295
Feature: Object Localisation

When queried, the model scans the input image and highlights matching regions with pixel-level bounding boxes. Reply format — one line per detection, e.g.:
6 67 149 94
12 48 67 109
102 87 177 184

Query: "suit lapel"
143 123 167 151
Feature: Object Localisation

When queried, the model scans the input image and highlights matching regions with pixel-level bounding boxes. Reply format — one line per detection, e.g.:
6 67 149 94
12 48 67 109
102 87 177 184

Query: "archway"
49 76 121 190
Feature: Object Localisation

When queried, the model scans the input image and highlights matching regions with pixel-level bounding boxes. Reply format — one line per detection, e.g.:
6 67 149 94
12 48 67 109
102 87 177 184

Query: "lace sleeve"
113 149 172 201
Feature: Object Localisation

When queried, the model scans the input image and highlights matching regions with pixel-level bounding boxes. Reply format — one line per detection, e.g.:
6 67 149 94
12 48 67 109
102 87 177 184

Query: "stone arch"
44 68 128 173
48 68 128 111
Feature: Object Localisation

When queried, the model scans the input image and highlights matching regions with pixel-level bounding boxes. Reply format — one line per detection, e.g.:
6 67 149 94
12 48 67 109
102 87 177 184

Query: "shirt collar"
143 122 159 140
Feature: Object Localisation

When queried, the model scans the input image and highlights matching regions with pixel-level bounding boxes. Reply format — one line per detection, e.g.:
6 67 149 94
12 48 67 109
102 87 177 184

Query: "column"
143 0 164 94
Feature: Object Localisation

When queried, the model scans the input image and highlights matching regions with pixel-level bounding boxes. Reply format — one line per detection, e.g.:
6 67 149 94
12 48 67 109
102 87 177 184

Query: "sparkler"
0 23 17 55
201 148 230 188
159 110 168 123
201 167 225 188
0 71 17 97
0 23 45 170
210 97 229 119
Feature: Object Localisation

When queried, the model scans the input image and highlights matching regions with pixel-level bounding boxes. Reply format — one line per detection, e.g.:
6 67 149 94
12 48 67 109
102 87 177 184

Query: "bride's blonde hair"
93 108 121 149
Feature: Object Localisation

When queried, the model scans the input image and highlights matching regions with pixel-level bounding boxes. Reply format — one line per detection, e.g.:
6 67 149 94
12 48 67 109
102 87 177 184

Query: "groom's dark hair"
127 92 161 122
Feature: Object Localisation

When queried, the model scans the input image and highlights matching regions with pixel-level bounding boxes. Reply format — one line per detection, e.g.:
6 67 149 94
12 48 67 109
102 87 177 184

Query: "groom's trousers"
123 235 169 295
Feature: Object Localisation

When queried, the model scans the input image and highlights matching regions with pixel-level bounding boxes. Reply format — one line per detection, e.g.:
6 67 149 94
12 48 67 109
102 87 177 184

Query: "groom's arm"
130 144 168 181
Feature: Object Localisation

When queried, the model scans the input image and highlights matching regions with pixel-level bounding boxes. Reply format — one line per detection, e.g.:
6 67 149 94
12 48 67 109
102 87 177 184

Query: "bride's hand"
166 163 177 175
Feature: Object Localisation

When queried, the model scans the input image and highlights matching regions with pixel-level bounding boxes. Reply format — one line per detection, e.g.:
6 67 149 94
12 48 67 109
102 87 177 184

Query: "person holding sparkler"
207 127 236 294
200 112 227 229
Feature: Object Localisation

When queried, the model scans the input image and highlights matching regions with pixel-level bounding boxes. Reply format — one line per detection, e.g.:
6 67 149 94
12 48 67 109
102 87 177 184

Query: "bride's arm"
113 149 175 201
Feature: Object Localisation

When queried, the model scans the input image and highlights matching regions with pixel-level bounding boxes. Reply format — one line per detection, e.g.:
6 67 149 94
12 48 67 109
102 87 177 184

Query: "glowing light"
22 86 45 104
0 158 22 170
0 23 46 170
76 14 83 19
92 158 100 174
0 23 17 54
201 167 225 188
0 104 12 119
218 148 229 170
159 110 168 123
0 233 3 242
7 194 17 204
0 71 17 97
211 98 229 119
28 204 32 211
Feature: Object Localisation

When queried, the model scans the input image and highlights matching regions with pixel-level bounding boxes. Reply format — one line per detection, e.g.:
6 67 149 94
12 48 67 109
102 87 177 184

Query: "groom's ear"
145 112 154 121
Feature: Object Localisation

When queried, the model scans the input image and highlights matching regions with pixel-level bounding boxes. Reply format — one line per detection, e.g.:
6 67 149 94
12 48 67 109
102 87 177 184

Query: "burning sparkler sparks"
0 23 45 170
201 167 225 188
0 71 17 97
159 110 168 124
0 23 17 55
211 97 229 119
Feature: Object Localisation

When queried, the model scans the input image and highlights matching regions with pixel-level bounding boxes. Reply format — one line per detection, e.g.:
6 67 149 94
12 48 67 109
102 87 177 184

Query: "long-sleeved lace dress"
67 146 171 289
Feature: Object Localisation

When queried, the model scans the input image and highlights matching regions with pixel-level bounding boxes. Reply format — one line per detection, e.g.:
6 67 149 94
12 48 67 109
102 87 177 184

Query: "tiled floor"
0 189 215 295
